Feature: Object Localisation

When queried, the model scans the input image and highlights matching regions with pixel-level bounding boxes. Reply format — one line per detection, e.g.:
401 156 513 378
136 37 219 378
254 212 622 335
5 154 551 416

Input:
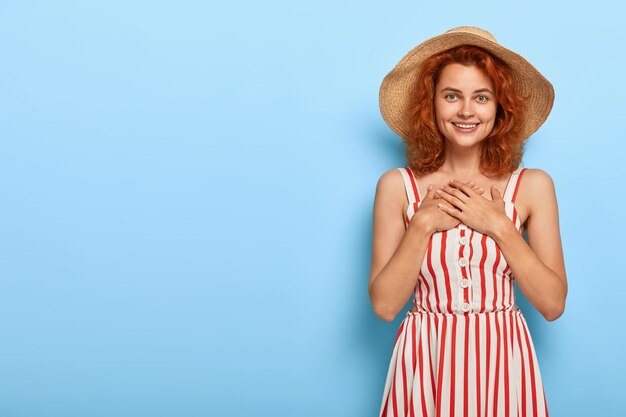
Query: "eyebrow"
440 87 494 94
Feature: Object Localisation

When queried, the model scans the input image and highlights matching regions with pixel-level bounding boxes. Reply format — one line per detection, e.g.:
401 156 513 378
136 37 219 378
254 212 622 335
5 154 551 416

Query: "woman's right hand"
410 181 484 234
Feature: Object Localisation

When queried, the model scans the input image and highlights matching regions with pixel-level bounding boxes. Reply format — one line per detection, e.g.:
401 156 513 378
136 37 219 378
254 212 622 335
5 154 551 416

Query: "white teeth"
454 123 477 129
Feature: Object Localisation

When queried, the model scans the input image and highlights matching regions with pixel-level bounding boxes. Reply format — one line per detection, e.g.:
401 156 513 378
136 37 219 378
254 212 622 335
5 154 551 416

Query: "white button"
459 258 468 267
460 279 470 288
461 302 471 312
459 236 469 245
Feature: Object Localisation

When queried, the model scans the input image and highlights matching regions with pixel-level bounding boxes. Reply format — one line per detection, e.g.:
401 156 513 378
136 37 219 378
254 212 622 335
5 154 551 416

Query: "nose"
458 100 474 118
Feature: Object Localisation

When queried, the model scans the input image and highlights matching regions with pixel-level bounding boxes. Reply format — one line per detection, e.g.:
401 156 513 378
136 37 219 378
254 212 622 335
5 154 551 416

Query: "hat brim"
379 29 554 141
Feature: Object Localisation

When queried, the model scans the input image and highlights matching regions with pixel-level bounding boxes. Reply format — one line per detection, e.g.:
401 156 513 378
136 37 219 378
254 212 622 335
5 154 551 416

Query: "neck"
440 143 483 177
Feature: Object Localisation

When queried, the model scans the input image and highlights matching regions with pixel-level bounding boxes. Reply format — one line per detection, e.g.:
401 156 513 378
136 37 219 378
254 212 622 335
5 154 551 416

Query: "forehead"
436 63 494 90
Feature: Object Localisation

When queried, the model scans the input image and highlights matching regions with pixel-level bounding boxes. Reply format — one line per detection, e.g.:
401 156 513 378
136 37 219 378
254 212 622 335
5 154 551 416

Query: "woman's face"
434 63 497 149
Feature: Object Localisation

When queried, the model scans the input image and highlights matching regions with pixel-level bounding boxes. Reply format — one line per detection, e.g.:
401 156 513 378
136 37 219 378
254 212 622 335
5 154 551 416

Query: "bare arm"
491 170 567 321
368 169 461 321
436 170 568 321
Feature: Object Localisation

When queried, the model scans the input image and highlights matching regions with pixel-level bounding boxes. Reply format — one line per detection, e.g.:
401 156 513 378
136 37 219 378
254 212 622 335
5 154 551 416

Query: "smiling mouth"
453 122 479 129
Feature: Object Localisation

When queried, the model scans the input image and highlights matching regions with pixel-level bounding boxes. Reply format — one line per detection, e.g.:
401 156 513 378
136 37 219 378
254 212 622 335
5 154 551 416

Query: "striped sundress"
379 167 549 417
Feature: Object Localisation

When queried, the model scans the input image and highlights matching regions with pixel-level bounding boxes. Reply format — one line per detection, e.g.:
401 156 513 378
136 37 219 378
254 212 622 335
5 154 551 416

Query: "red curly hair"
407 45 527 177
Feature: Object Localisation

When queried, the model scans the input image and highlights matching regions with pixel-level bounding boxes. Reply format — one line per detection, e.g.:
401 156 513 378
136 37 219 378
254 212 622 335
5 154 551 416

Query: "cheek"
434 101 452 124
433 102 443 122
435 113 448 132
478 105 497 124
486 104 498 118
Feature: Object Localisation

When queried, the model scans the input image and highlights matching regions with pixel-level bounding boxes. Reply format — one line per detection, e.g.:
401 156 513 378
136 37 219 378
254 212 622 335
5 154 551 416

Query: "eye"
476 95 489 103
445 93 458 101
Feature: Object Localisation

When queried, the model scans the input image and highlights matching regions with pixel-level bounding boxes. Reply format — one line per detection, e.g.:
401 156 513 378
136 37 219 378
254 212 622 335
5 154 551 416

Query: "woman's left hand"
435 179 511 236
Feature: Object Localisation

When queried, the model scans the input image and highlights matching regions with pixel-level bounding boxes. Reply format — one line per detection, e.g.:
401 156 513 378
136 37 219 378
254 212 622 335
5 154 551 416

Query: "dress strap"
397 167 422 204
502 167 527 203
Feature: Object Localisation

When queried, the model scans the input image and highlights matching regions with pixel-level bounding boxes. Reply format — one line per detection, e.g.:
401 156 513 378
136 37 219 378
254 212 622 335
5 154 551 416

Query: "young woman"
369 27 567 417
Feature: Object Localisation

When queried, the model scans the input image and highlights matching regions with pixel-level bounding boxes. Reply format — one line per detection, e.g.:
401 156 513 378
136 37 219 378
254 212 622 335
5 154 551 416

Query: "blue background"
0 1 622 416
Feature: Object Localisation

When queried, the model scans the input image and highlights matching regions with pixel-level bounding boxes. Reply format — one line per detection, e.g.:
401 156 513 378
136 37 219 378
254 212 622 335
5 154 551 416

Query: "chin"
445 136 488 148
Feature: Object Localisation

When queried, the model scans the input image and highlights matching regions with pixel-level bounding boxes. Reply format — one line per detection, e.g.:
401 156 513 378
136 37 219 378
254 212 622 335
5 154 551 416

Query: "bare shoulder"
374 168 407 217
375 168 405 198
522 168 555 189
519 168 558 220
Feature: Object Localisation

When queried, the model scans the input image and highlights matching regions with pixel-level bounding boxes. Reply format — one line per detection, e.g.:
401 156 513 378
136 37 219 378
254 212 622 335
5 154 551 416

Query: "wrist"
491 216 517 243
409 213 435 237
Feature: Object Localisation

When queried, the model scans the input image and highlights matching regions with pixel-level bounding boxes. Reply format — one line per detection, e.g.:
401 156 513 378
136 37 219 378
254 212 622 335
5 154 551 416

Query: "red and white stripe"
379 167 549 417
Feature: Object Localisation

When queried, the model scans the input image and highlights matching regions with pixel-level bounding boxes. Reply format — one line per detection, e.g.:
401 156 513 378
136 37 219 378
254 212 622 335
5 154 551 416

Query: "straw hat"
379 26 554 141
